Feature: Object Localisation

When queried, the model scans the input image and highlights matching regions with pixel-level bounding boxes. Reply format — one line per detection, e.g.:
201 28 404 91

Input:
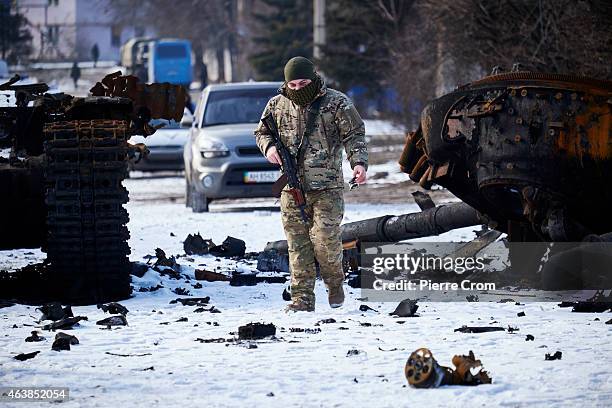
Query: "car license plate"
243 170 280 183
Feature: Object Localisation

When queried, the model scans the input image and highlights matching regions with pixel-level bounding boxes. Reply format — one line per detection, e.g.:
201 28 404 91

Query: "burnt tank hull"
399 72 612 241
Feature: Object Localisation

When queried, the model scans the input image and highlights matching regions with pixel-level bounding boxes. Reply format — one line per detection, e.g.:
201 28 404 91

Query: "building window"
47 25 59 45
48 0 59 6
111 24 122 47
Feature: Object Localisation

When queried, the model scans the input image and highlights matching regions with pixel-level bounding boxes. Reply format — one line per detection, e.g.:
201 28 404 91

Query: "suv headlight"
198 138 229 159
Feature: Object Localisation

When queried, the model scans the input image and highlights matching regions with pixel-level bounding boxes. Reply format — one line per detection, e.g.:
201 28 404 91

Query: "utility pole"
313 0 325 60
0 0 9 60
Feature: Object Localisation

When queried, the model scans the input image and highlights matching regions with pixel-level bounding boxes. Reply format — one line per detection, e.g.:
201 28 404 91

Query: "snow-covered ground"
1 174 611 407
344 159 410 186
363 119 406 138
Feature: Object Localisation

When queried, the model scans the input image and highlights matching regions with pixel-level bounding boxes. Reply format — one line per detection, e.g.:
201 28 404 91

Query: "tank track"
43 119 132 304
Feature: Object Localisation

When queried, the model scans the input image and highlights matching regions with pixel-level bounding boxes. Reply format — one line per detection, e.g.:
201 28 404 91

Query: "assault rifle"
260 113 309 223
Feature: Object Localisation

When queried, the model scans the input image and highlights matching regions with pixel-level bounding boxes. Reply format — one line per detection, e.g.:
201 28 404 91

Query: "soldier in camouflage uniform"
254 56 368 312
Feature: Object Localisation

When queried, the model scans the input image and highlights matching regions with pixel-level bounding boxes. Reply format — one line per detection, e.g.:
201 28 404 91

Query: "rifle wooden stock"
272 173 288 197
260 113 309 223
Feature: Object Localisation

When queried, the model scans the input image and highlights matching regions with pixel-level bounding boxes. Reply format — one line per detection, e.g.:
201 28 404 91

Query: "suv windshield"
203 88 278 126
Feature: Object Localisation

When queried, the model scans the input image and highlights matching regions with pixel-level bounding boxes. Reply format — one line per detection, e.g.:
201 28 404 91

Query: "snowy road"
1 175 611 407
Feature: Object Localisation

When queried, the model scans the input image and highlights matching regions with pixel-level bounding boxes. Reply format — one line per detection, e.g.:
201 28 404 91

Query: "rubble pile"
130 234 289 294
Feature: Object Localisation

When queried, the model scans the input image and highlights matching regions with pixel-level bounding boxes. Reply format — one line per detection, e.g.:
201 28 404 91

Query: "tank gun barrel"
340 202 487 243
264 202 488 254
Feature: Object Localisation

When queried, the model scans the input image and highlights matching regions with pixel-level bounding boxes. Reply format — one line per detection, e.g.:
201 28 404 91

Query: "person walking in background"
70 61 81 89
91 44 99 67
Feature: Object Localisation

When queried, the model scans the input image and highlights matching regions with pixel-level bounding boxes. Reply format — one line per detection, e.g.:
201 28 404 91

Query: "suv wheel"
185 177 192 208
188 180 211 213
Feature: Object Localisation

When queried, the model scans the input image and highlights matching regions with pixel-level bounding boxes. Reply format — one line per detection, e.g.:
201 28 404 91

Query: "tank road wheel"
405 348 436 388
44 120 132 304
404 348 453 388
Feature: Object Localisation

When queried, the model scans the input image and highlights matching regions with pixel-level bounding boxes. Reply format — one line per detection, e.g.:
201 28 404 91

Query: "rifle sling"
270 95 324 197
296 95 324 170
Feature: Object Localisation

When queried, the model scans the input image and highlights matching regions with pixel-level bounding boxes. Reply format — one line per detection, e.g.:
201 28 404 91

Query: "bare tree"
420 0 611 77
110 0 238 81
387 0 612 127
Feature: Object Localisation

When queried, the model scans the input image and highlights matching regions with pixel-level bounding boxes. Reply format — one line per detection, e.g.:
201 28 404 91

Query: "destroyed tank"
0 72 186 304
399 71 612 242
338 71 611 246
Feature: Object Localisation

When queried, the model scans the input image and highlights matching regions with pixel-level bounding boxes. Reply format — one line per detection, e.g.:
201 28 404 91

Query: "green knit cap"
284 56 316 82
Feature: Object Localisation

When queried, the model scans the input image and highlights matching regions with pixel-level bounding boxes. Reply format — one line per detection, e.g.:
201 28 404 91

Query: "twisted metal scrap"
405 348 492 388
90 71 187 122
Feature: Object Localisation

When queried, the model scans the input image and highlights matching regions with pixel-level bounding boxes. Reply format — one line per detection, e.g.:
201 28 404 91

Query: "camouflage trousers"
280 188 345 307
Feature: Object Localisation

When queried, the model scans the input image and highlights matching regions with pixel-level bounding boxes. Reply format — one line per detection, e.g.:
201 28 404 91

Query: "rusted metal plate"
90 71 187 122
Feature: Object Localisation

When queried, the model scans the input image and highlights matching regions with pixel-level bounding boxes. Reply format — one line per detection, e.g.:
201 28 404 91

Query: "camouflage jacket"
254 81 368 191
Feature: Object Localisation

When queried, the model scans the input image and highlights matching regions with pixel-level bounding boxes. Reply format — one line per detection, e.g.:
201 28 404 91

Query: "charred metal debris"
41 316 88 331
194 322 278 347
390 298 419 317
37 302 73 321
51 332 79 351
238 323 276 339
97 302 129 316
96 315 128 327
405 348 492 388
1 72 187 305
25 331 45 342
545 351 563 361
131 234 288 289
558 291 612 312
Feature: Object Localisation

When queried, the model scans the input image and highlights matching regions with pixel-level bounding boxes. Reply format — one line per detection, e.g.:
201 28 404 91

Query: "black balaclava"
283 56 322 107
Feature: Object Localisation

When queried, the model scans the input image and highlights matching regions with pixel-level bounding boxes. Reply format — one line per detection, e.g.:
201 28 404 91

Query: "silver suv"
184 82 282 212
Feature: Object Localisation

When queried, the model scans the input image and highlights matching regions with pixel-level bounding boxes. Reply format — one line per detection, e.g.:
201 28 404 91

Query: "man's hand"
353 164 367 184
266 146 282 165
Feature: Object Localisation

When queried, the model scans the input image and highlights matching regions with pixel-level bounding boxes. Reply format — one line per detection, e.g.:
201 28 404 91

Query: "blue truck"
121 38 192 87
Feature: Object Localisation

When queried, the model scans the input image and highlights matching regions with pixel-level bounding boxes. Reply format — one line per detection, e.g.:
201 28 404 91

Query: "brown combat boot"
285 296 315 313
328 285 345 308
